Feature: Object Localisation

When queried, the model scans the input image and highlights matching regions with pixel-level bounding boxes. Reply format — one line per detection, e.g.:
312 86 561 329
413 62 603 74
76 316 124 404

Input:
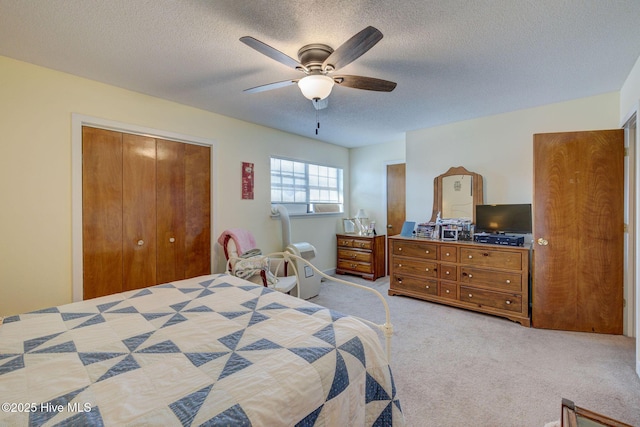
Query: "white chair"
219 230 297 294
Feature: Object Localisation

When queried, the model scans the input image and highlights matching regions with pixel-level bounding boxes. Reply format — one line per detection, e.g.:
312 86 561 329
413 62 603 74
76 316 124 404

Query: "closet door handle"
169 237 175 243
137 240 144 246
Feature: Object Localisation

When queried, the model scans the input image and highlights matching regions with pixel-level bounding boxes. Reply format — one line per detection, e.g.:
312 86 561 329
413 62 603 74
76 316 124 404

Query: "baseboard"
321 268 336 280
636 360 640 379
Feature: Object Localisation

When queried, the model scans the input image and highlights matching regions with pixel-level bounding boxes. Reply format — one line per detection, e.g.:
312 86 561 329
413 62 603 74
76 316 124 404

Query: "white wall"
349 140 406 236
0 56 348 316
405 92 620 223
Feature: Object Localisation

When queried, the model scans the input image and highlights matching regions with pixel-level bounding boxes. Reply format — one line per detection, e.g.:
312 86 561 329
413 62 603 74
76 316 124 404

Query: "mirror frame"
430 166 484 223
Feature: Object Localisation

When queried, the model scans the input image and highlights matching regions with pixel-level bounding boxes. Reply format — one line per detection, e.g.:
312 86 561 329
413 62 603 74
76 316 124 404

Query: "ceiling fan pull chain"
316 106 320 135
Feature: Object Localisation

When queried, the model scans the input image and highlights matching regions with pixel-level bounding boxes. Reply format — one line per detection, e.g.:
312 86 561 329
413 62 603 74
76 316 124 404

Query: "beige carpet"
309 275 640 427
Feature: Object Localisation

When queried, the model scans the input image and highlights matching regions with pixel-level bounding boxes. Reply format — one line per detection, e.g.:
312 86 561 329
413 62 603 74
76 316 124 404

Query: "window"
270 157 343 214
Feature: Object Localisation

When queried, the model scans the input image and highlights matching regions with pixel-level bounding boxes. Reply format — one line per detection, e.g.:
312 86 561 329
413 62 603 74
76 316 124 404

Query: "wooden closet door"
532 130 624 333
156 139 186 283
122 134 157 291
82 127 123 299
184 144 211 277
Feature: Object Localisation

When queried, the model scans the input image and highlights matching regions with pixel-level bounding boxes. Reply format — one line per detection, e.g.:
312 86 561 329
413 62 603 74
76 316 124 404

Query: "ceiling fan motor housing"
297 44 334 72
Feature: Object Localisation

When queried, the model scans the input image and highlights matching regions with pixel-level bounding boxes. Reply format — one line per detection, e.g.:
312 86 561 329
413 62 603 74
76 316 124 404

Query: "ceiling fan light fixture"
298 75 334 100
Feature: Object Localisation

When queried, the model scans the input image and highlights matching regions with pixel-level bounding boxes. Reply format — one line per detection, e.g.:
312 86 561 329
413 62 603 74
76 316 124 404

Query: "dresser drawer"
439 264 457 281
392 240 437 259
460 267 522 292
338 259 373 274
391 275 438 296
393 258 438 278
338 248 372 263
439 245 458 262
440 282 457 300
460 248 522 270
459 286 522 312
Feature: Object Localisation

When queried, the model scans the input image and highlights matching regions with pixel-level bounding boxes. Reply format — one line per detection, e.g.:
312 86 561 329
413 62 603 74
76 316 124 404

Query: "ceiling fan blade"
244 79 298 94
240 36 305 70
322 26 383 71
333 75 397 92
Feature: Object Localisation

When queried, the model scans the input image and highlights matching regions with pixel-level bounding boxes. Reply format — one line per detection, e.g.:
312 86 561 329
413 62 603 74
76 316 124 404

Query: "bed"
0 260 404 426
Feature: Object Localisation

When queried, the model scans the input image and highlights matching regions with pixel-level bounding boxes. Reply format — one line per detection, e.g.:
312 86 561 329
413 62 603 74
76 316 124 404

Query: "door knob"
387 224 393 228
137 240 144 246
537 237 549 246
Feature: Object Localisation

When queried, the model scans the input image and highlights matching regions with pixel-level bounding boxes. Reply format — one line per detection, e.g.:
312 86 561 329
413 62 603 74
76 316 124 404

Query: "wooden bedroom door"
386 163 406 236
532 129 624 334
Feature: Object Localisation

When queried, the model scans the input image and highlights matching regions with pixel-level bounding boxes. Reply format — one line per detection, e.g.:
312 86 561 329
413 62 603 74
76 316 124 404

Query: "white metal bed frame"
226 251 395 362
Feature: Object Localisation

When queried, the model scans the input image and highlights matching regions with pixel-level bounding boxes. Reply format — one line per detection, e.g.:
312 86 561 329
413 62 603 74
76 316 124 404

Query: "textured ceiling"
1 0 640 148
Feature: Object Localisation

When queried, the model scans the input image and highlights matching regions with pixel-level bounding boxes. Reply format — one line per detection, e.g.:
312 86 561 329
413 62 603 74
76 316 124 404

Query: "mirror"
430 166 484 222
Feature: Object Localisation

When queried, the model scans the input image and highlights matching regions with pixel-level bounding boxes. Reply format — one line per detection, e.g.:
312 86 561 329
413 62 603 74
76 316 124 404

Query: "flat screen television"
475 204 532 234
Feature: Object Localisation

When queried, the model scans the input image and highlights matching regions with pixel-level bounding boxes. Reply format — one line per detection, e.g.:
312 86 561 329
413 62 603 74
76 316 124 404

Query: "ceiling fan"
240 26 397 110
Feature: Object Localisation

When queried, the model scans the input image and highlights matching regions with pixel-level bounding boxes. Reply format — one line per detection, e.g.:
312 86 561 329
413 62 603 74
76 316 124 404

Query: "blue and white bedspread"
0 274 404 426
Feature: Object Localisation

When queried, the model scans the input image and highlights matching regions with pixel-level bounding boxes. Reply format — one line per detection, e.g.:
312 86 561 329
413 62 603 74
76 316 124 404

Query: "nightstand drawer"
338 249 372 263
338 259 373 274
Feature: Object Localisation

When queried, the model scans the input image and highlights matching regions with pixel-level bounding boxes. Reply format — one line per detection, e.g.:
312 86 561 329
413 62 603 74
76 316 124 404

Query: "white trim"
71 114 217 302
623 111 636 339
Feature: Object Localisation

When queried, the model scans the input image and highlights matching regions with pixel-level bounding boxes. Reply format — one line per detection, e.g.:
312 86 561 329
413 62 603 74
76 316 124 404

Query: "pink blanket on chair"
217 228 257 256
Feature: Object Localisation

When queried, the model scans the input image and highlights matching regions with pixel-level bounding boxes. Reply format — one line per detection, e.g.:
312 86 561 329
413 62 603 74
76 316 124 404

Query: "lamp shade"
298 75 334 100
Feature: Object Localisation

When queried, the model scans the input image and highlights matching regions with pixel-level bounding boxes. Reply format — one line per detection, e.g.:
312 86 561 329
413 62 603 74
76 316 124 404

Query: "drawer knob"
398 247 403 251
169 237 175 243
445 289 450 294
398 263 402 267
351 263 356 268
483 253 489 257
352 254 357 259
398 278 403 284
506 279 511 284
506 300 512 305
425 268 429 272
468 294 473 297
425 285 430 289
425 250 430 254
468 274 473 278
468 255 473 259
137 240 144 246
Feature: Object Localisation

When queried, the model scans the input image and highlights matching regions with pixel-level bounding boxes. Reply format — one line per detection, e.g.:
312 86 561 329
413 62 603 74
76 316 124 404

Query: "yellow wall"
0 56 348 316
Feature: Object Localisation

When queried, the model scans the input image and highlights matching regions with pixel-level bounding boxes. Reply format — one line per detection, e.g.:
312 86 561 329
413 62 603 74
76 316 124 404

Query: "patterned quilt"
0 274 404 426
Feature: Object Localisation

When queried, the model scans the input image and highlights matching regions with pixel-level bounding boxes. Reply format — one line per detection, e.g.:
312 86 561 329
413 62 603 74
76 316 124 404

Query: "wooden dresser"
336 234 386 281
388 236 530 326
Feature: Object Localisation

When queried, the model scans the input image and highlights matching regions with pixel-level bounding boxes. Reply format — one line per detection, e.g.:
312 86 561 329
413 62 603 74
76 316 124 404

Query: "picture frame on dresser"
342 218 356 234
